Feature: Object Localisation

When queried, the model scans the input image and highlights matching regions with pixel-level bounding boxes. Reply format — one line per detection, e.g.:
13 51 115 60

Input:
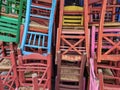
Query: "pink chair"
89 58 99 90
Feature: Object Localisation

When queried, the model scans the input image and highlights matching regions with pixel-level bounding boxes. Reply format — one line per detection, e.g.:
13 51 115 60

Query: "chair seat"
89 22 120 27
62 54 81 61
19 87 43 90
0 59 11 71
62 26 84 30
30 21 48 30
62 29 85 35
61 65 80 82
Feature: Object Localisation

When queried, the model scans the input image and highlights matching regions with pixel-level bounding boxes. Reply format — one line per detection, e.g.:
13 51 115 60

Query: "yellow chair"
63 6 83 26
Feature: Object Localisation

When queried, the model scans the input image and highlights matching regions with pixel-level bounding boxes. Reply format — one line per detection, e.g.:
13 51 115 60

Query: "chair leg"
10 51 19 88
18 55 25 84
0 78 3 90
32 73 39 90
47 55 52 90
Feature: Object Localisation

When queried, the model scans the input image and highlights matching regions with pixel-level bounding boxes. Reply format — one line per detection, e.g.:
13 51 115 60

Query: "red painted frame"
17 49 52 90
56 0 89 63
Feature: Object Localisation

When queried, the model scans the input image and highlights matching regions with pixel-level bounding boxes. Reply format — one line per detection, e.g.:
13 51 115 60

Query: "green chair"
0 0 25 43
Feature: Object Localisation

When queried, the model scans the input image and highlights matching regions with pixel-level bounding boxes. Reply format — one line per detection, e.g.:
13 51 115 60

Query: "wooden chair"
91 25 120 59
98 62 120 90
96 0 120 62
17 53 52 90
20 0 56 55
56 0 89 63
0 51 18 90
0 0 25 61
89 0 120 24
0 0 25 43
90 1 120 89
55 51 87 90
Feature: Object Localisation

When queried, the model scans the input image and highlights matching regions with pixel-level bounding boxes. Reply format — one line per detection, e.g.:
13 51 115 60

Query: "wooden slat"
0 13 18 18
0 66 11 71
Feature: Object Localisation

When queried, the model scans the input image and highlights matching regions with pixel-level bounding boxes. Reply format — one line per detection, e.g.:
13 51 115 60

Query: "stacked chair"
1 0 120 90
0 0 56 90
16 0 56 90
55 0 89 90
0 0 25 89
90 0 120 90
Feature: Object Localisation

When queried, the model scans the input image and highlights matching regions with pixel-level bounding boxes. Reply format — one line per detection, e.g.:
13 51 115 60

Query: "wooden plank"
89 22 120 27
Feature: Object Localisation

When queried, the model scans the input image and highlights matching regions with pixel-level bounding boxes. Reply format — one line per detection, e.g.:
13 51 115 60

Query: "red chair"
55 51 87 90
98 62 120 90
89 0 119 24
90 0 120 89
55 0 89 64
17 52 52 90
0 51 18 90
96 0 120 62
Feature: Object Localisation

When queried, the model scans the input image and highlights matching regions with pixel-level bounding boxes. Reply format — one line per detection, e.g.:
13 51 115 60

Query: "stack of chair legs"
90 0 120 90
0 0 25 89
16 0 56 89
55 0 89 90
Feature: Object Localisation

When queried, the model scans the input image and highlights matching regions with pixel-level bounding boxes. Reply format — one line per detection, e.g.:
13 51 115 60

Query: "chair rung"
0 22 18 29
61 67 81 70
24 44 48 49
59 84 79 89
0 16 18 24
0 35 16 42
61 73 80 76
30 14 49 19
0 26 17 35
31 5 51 10
26 31 48 49
22 51 32 55
27 31 48 36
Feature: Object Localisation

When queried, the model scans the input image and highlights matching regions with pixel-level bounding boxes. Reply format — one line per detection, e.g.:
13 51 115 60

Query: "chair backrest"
63 6 83 27
17 53 51 89
89 0 120 23
0 0 25 43
20 0 56 55
55 0 89 60
91 26 120 58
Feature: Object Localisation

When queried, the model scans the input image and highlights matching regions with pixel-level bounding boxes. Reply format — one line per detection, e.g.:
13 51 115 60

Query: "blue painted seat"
20 0 56 55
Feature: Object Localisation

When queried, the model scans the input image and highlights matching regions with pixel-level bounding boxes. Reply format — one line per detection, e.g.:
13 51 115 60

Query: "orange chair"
96 0 120 62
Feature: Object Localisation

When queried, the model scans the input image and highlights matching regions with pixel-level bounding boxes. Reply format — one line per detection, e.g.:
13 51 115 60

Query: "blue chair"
20 0 56 55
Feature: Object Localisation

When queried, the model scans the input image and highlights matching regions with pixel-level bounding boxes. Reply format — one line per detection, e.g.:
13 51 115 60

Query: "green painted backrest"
0 0 26 43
